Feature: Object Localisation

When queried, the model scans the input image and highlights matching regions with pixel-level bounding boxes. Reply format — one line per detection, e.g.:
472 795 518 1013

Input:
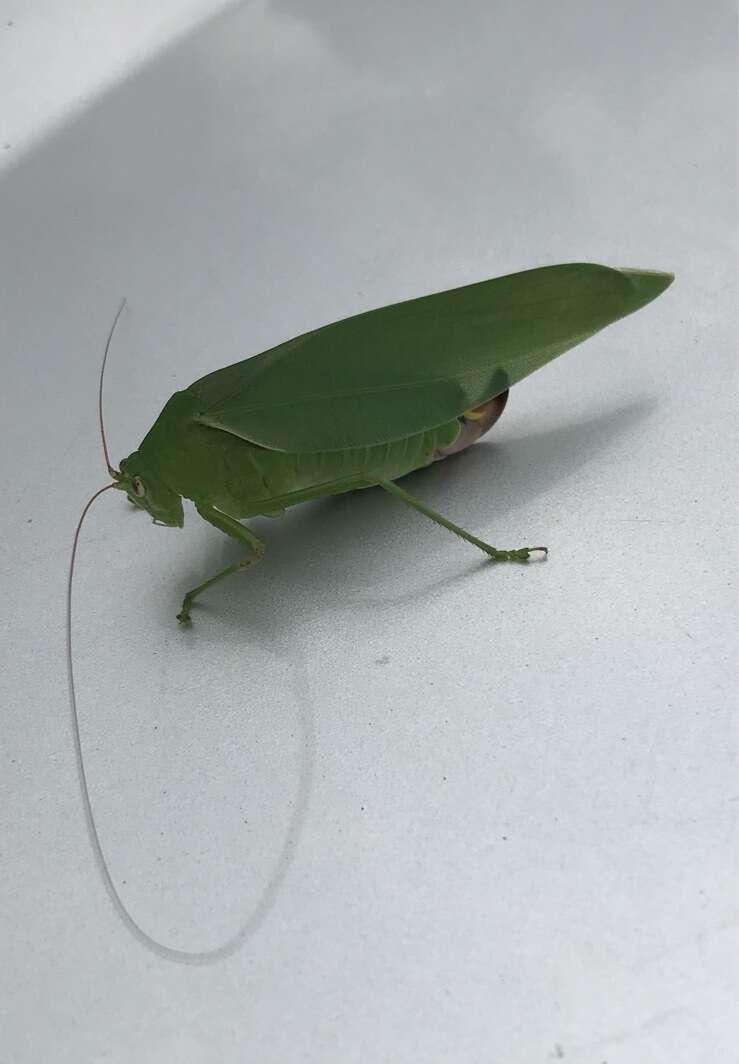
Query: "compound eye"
131 476 146 498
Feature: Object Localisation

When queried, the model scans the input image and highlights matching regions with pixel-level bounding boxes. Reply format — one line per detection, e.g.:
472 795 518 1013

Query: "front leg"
177 503 265 623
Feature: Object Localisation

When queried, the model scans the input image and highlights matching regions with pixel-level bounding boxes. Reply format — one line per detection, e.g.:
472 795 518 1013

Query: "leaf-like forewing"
193 263 672 452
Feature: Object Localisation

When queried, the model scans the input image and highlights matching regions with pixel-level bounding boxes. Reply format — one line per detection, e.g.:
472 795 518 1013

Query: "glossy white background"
1 1 736 1061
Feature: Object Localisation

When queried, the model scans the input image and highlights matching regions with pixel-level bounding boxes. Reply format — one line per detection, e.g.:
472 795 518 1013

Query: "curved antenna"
66 486 306 965
98 299 127 476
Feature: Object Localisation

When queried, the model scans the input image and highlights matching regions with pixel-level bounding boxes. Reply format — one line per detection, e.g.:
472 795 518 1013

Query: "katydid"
101 262 672 621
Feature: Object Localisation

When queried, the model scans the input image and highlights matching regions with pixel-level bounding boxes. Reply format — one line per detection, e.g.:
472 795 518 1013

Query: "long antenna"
66 486 297 965
98 299 127 476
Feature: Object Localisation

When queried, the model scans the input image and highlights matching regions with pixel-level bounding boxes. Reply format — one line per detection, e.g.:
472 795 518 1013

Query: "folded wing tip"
617 266 675 306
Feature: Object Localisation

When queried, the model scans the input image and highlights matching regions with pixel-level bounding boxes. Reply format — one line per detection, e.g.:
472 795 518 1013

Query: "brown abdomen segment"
433 389 509 461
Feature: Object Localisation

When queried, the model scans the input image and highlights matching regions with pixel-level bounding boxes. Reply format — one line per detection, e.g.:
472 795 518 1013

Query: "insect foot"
491 546 548 562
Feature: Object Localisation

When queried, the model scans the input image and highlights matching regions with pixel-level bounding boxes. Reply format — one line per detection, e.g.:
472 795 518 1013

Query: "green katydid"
101 262 672 622
66 260 672 961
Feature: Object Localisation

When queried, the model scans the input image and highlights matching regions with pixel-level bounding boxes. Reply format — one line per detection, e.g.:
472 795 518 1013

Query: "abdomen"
234 421 459 515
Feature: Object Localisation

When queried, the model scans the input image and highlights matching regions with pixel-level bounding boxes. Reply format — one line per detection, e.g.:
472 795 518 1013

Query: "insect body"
111 262 673 621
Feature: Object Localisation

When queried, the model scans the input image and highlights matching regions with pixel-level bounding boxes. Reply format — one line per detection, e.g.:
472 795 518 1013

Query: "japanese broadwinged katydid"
105 262 673 621
66 260 672 961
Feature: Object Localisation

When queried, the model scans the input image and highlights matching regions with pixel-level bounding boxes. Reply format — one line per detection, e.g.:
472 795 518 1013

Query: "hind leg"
376 477 547 562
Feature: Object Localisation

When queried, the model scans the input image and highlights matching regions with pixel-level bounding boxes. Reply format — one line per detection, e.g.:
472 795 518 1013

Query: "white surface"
1 1 736 1062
